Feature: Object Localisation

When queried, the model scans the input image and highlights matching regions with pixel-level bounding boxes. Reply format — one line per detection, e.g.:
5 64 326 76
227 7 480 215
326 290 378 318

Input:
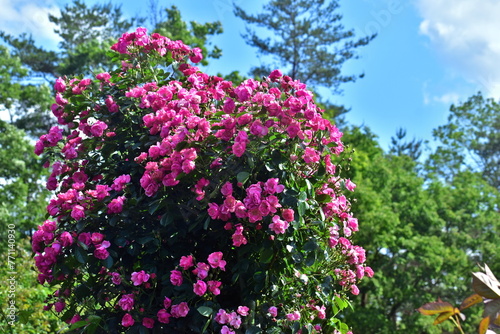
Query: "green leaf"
114 237 128 247
260 246 274 264
137 236 154 245
298 191 307 201
197 306 213 317
245 326 262 334
102 255 114 268
297 201 306 217
292 253 303 263
203 216 211 230
66 320 89 331
160 213 173 227
75 247 88 264
148 199 163 215
305 252 316 266
237 171 250 184
303 239 319 252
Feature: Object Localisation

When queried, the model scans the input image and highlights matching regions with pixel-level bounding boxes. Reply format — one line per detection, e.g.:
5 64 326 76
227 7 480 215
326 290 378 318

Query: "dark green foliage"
340 124 499 333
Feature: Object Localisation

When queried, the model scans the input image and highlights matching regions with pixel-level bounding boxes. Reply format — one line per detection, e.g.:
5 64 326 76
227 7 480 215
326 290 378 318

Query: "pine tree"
234 0 374 93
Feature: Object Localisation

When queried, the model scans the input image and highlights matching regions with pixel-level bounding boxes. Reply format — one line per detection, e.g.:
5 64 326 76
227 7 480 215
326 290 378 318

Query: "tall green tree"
0 121 48 249
339 126 498 333
389 127 423 161
154 5 222 66
234 0 374 92
0 45 53 137
426 92 500 190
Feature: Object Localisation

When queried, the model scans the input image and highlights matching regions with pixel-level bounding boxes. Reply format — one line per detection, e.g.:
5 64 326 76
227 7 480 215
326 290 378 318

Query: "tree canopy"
234 0 374 92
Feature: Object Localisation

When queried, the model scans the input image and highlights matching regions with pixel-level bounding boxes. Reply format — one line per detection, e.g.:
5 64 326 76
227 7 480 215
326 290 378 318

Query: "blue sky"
2 0 499 152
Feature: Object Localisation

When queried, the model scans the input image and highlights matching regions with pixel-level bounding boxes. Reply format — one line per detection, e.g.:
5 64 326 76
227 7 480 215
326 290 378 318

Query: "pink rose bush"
32 28 371 333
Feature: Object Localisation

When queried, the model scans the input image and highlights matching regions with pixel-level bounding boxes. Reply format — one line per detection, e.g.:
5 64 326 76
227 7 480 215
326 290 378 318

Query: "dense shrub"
33 28 371 333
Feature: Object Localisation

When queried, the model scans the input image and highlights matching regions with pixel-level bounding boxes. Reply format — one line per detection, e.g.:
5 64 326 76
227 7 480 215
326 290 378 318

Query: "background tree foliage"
426 92 500 190
0 121 48 246
234 0 375 92
340 111 500 333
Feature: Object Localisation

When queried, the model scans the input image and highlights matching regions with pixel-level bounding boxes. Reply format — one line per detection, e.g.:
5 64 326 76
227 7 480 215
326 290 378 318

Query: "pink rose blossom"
91 233 105 244
111 272 122 285
192 262 210 279
54 77 66 92
215 309 231 324
54 300 65 313
170 270 183 286
269 215 289 234
193 280 207 296
170 302 189 318
179 255 194 270
207 280 222 295
77 232 92 246
131 270 150 286
365 266 375 278
269 69 283 81
221 182 233 196
59 232 73 247
118 294 134 311
157 309 171 324
111 174 131 191
122 313 134 327
232 142 246 157
315 305 326 319
142 317 154 329
345 179 356 191
94 242 110 260
237 306 249 316
282 208 295 222
264 178 285 194
107 196 125 214
71 205 85 220
163 297 172 309
207 203 220 220
96 72 111 82
90 120 108 137
207 252 226 270
221 326 235 334
69 314 81 324
303 147 320 164
286 311 301 321
268 306 278 318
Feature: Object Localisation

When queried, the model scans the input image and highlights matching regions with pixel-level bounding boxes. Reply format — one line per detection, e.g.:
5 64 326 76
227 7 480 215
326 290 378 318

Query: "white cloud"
0 0 61 50
422 81 461 106
416 0 500 98
433 92 461 105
